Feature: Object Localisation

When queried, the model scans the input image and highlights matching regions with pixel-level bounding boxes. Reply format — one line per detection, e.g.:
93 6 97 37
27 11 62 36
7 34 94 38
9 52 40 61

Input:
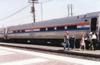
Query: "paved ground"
0 46 100 65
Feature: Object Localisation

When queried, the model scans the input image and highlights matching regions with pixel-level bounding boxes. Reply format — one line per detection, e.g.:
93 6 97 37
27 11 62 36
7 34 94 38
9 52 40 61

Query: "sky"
0 0 100 28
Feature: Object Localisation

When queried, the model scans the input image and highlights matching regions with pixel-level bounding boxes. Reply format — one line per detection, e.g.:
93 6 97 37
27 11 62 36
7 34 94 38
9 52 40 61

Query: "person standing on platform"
69 35 75 49
80 34 85 50
88 32 93 50
91 32 97 50
84 33 90 50
63 32 70 51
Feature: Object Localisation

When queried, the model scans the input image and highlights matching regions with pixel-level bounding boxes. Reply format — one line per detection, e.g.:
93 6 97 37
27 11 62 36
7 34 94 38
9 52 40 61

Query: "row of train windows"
12 25 77 33
13 30 25 33
40 25 77 31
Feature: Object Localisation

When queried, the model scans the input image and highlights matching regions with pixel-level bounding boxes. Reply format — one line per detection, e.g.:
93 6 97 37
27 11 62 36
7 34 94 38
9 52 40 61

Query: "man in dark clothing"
91 32 97 50
84 33 90 50
69 35 75 49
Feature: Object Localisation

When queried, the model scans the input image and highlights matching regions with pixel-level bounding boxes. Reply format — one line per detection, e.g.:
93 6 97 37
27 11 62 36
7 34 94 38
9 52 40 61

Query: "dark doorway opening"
91 18 97 32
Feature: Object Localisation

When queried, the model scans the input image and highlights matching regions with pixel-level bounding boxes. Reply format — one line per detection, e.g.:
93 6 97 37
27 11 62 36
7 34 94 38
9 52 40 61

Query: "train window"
48 27 54 31
17 30 20 33
57 26 65 30
40 28 46 31
13 31 17 33
21 30 25 32
67 25 77 30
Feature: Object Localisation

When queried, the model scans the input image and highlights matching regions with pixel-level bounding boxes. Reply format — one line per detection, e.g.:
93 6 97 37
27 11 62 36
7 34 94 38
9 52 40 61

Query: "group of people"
80 32 97 50
63 31 97 51
63 32 75 51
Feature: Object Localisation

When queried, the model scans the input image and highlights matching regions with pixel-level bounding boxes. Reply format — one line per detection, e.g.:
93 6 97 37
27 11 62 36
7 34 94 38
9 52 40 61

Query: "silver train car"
0 28 5 39
0 12 100 47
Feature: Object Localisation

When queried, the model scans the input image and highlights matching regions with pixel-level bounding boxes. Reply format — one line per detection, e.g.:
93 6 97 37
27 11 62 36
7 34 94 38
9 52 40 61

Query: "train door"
91 17 97 32
97 14 100 41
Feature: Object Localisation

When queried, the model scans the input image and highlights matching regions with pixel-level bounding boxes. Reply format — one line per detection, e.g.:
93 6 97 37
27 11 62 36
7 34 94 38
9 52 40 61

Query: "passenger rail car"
0 12 100 47
0 28 5 39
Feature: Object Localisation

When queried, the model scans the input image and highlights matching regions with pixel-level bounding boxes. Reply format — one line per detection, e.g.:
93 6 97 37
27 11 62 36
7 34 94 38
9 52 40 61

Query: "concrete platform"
0 46 81 65
0 42 100 58
0 46 100 65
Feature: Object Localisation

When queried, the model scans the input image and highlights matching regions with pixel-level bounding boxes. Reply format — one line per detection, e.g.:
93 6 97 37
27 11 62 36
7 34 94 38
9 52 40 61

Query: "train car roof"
8 16 78 30
8 11 100 30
